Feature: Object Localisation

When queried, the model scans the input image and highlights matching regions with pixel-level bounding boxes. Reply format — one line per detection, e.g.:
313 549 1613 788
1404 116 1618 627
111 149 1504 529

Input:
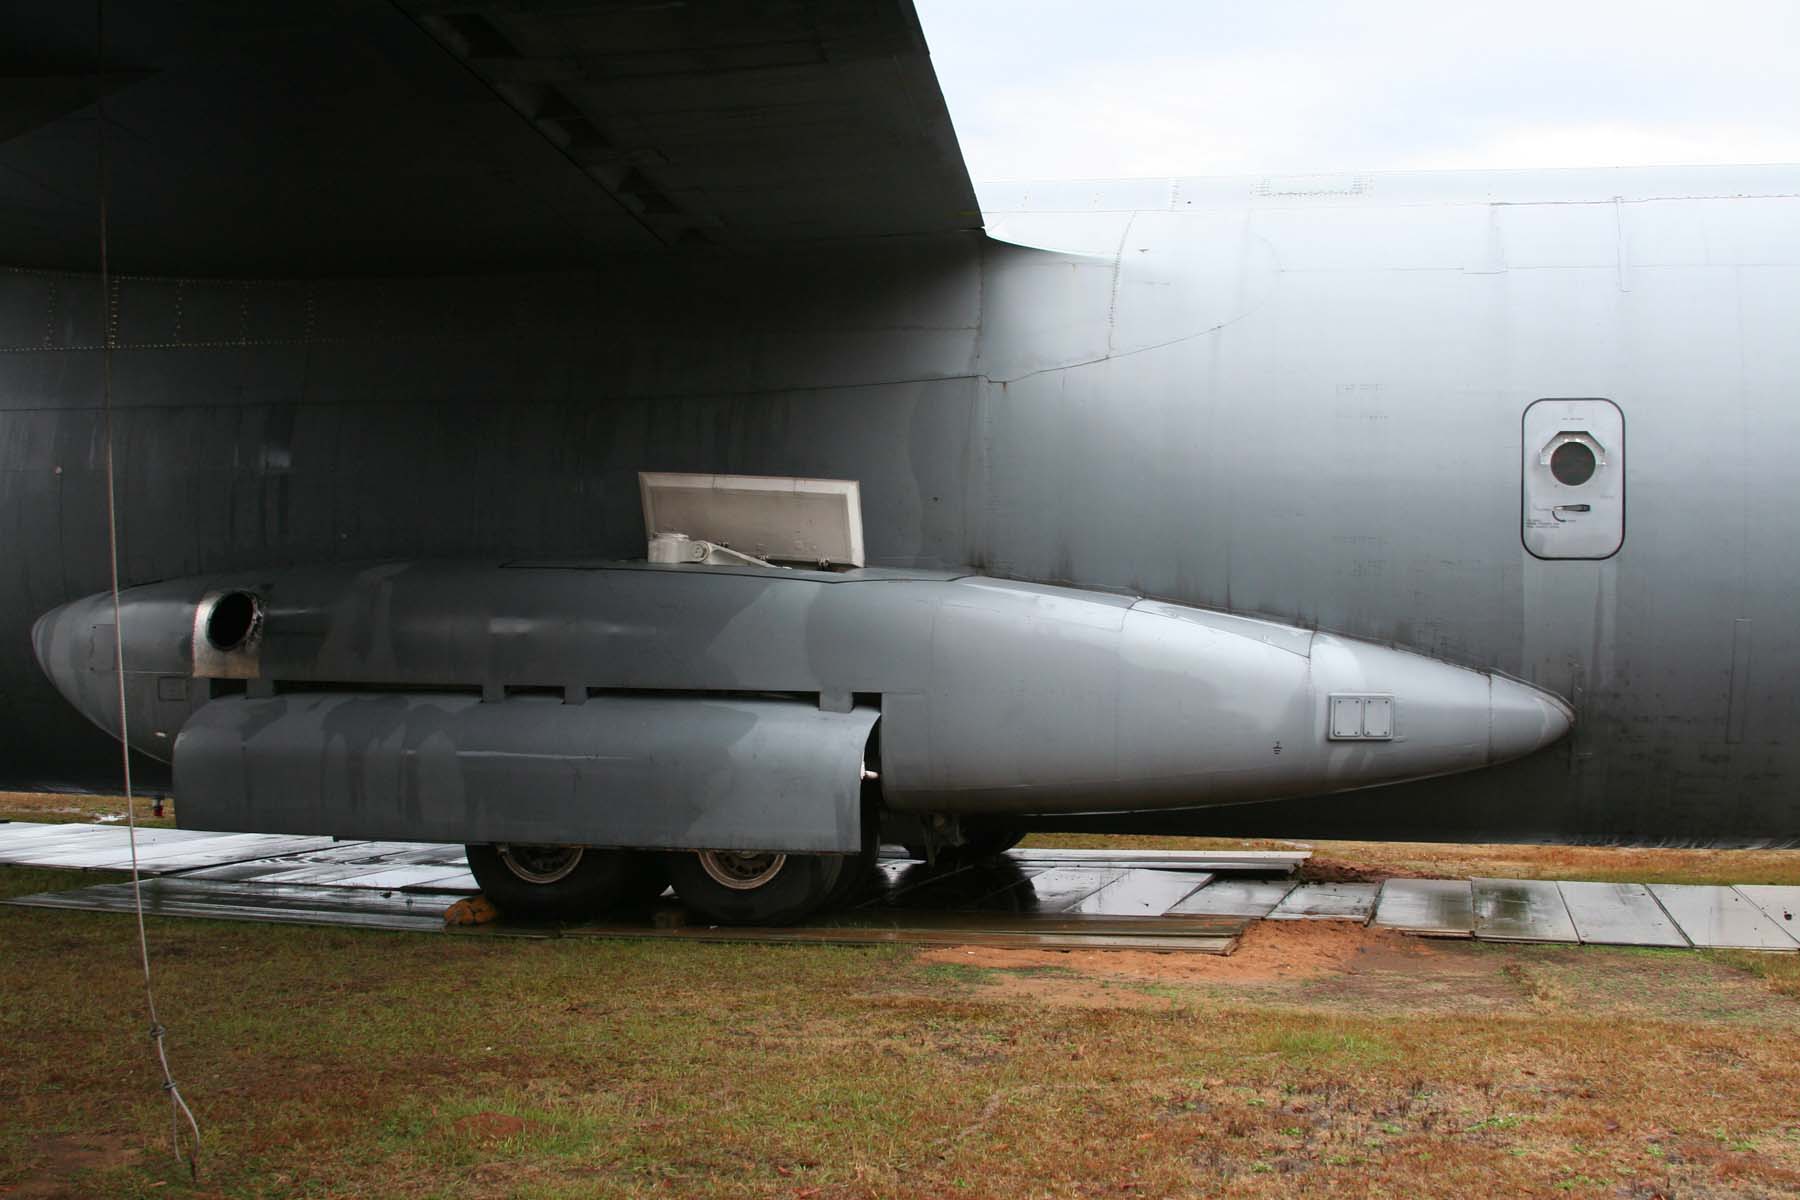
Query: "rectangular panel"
1731 886 1800 940
1372 879 1474 936
1472 878 1579 943
1362 697 1392 738
1331 695 1362 738
639 472 864 567
1268 881 1380 921
1649 884 1800 950
1522 397 1625 559
1166 879 1296 919
1557 881 1689 947
177 693 876 852
1065 869 1209 917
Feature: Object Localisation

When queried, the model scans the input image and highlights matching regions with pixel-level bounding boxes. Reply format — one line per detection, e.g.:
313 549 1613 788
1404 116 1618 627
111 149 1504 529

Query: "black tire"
666 850 847 926
466 843 662 921
960 829 1026 859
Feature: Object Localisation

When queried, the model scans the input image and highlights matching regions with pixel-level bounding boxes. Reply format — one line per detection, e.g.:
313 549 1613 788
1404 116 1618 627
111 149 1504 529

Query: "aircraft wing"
0 0 981 275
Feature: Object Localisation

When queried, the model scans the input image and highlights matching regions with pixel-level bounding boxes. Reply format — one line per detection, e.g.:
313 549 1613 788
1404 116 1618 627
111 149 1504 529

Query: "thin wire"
96 0 201 1178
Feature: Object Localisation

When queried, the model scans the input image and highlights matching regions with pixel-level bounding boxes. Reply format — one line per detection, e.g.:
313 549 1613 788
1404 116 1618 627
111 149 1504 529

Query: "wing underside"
0 0 981 275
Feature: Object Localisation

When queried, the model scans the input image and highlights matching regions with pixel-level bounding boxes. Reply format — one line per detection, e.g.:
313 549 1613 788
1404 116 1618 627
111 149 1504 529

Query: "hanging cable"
95 0 201 1178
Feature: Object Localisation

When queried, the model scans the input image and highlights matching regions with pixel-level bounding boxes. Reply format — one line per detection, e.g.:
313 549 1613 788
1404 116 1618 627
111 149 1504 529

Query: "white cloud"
916 0 1800 180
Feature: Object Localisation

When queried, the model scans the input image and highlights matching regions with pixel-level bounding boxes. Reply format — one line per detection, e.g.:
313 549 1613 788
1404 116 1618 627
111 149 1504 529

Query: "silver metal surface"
1267 882 1380 921
1372 879 1476 937
1064 869 1209 917
1728 886 1800 940
1648 884 1800 950
1471 878 1579 944
1556 881 1689 948
971 867 1131 913
1166 879 1297 919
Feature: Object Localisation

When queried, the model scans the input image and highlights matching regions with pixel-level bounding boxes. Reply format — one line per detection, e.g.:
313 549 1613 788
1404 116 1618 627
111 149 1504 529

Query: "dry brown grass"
1025 832 1800 886
0 791 176 829
4 856 1800 1199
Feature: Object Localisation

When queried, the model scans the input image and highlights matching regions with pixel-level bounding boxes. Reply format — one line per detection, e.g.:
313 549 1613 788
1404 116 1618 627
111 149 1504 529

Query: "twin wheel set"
465 832 1025 926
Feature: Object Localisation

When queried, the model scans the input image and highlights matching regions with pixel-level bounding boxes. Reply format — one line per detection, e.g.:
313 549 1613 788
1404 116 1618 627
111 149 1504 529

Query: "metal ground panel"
6 878 454 934
1649 884 1800 950
1729 886 1800 942
1166 879 1297 919
1064 869 1210 916
1372 879 1475 937
1472 879 1579 944
3 879 1244 953
1004 848 1307 875
970 867 1134 914
1556 882 1689 948
1267 882 1380 921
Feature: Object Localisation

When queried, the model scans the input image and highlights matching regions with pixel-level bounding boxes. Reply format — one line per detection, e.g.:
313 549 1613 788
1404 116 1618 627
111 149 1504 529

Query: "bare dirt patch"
6 1132 144 1199
917 920 1431 1007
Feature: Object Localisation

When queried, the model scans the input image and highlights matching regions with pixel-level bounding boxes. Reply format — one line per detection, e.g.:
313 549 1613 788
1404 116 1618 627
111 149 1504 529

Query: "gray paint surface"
175 692 878 851
35 561 1569 844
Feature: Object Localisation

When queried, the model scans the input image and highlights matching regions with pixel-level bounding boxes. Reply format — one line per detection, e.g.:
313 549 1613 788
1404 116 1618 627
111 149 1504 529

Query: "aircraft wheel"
465 843 663 921
666 850 846 926
961 829 1026 859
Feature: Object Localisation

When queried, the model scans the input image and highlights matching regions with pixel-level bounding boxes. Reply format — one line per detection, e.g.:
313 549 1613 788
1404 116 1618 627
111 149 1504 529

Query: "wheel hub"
697 850 788 890
495 843 584 884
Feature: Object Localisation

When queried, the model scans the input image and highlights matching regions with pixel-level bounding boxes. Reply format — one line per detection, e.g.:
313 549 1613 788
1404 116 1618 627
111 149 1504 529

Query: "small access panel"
1522 398 1624 559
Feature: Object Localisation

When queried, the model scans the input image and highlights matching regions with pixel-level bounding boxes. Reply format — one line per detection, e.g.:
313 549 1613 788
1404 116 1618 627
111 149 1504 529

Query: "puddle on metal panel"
970 867 1128 914
1167 879 1294 919
1372 879 1474 937
1472 878 1578 944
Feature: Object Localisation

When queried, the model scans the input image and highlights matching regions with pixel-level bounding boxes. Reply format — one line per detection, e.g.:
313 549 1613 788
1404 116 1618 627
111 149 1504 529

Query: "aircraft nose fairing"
1489 675 1576 764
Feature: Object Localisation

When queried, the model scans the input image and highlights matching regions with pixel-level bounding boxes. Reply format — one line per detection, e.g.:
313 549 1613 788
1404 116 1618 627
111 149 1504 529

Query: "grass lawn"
5 849 1800 1198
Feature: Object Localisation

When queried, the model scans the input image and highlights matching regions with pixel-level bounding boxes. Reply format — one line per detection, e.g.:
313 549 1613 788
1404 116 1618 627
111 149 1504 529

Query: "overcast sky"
914 0 1800 181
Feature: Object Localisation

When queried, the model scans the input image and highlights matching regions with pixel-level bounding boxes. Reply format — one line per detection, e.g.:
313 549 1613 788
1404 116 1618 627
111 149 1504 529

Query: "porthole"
1549 440 1596 487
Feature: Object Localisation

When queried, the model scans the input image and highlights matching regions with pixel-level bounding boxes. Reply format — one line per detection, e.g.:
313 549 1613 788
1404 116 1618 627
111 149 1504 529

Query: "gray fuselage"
7 163 1797 843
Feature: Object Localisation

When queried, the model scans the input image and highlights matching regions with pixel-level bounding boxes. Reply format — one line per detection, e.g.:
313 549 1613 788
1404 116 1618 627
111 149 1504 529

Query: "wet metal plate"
1556 882 1689 948
1064 869 1209 917
1471 879 1579 944
1649 884 1800 951
1730 886 1800 942
1166 879 1296 919
970 867 1129 914
1372 879 1474 937
1267 882 1380 921
6 878 455 934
